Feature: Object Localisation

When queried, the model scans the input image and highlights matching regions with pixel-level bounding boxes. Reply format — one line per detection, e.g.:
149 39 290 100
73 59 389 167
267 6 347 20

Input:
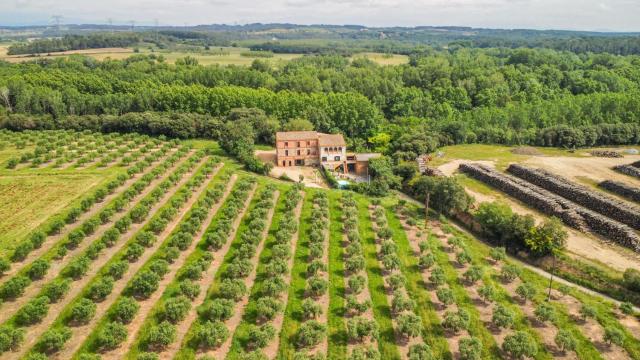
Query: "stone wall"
599 180 640 204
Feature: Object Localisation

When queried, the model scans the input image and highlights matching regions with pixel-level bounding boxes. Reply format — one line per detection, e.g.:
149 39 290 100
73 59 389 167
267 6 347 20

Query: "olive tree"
459 337 482 360
554 330 576 354
502 331 538 359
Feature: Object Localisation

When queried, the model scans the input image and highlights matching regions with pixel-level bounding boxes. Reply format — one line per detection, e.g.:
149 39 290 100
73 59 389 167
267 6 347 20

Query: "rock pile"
460 163 640 252
507 164 640 231
590 150 623 158
599 180 640 204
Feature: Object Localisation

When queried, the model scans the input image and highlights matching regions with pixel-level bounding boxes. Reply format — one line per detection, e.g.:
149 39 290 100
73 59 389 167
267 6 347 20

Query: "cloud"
0 0 638 31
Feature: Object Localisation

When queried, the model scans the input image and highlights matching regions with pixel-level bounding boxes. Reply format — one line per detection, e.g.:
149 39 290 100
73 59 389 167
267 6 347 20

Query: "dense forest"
2 45 640 155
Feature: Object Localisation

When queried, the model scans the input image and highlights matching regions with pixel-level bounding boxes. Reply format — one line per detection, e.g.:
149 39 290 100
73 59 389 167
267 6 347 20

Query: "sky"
2 0 640 32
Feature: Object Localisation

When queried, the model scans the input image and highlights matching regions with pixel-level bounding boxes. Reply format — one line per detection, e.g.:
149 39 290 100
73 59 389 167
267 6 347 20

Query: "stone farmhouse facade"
275 131 379 176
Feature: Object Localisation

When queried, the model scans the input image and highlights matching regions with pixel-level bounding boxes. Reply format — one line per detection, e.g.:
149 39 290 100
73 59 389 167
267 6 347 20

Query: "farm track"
0 148 187 321
261 192 304 359
0 146 177 280
3 155 208 360
49 163 227 360
146 174 241 360
202 188 279 359
95 166 228 360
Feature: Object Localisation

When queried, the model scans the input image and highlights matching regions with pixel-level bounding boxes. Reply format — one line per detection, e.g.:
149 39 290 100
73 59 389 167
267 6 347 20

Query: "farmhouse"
275 131 379 176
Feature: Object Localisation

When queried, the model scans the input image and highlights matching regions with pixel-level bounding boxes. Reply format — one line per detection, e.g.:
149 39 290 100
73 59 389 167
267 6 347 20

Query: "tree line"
7 33 142 55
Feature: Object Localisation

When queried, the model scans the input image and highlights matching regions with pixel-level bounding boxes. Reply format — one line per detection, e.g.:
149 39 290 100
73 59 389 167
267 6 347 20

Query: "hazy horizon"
2 0 640 32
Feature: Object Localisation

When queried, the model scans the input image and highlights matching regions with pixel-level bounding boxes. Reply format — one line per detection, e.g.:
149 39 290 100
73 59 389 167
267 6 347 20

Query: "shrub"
0 258 9 275
162 296 191 323
500 264 521 283
492 305 515 329
620 302 634 315
107 261 129 280
397 313 423 338
623 268 640 292
36 327 71 354
130 270 160 298
386 274 405 291
436 288 455 307
429 267 445 287
247 324 276 349
349 345 380 360
70 298 97 324
179 280 201 300
0 275 30 299
301 299 323 319
295 320 326 348
391 293 413 314
418 254 435 270
27 259 50 280
463 265 484 284
0 326 25 352
348 275 366 294
459 337 482 360
64 256 90 279
193 321 229 349
554 330 577 353
11 241 34 262
198 299 234 321
149 259 170 277
407 343 434 360
515 283 537 303
42 278 70 303
110 296 139 324
489 247 506 262
15 296 50 325
219 278 247 301
125 243 145 262
442 309 470 334
144 321 176 350
534 302 556 323
603 326 625 346
306 276 328 297
502 331 538 359
579 304 597 321
256 297 283 321
87 276 114 302
96 322 128 351
478 284 496 303
347 317 379 341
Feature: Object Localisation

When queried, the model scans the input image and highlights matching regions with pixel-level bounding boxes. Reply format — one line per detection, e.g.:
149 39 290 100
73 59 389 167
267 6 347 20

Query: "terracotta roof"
355 153 382 161
276 131 318 141
318 133 346 146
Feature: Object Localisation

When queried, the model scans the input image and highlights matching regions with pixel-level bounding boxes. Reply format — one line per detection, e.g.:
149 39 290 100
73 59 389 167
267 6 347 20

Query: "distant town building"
275 131 380 176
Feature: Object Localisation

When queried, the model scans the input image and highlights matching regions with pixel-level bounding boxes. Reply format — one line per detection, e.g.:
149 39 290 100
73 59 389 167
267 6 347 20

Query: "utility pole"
424 192 430 227
107 18 114 33
129 20 136 32
51 15 63 33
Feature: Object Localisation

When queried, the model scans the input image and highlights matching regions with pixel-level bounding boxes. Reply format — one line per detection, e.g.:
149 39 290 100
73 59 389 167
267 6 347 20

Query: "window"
285 150 289 156
284 142 288 147
297 150 301 155
289 161 292 166
334 156 340 161
324 147 328 152
307 141 311 146
321 157 327 162
307 149 311 155
338 147 342 151
298 141 301 147
282 160 286 166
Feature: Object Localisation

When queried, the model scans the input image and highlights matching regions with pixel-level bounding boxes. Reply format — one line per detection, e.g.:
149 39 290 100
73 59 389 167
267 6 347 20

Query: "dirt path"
263 193 304 359
150 175 242 359
370 206 420 359
50 167 230 360
6 156 211 360
203 189 280 359
0 147 178 281
0 150 189 323
99 169 232 360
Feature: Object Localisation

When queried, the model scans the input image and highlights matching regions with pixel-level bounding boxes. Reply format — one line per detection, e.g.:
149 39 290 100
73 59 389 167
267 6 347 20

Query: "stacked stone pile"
590 150 623 158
